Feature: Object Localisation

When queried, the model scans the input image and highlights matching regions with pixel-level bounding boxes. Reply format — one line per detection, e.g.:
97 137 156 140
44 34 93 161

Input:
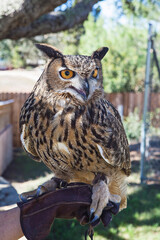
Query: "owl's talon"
90 214 99 224
89 208 95 220
36 186 41 197
89 208 95 221
19 185 48 202
19 179 58 202
36 185 47 197
19 191 36 202
19 194 28 202
110 201 121 215
19 189 39 202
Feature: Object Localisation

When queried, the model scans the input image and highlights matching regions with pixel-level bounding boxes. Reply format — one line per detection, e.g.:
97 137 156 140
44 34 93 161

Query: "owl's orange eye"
92 68 98 78
60 69 75 79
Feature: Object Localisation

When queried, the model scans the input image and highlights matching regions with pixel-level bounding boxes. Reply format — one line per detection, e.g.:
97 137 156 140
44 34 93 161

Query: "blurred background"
0 0 160 239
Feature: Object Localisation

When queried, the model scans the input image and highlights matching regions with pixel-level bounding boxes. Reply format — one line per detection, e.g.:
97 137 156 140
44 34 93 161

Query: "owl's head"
36 43 108 102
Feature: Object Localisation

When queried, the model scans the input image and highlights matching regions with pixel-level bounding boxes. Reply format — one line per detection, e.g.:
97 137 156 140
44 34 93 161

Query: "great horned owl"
20 44 131 222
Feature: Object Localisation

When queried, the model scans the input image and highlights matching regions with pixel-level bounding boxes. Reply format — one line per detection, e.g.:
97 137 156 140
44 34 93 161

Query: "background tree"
0 0 160 41
0 0 100 40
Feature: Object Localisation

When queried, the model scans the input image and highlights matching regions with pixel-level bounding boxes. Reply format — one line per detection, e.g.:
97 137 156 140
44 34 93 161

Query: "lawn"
47 184 160 240
3 148 160 240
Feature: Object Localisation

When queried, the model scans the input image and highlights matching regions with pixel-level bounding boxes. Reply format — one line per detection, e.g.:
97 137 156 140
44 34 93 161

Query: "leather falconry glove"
17 182 120 240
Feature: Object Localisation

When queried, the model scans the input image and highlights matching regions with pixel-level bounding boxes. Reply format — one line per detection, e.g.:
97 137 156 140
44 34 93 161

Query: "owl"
20 43 131 222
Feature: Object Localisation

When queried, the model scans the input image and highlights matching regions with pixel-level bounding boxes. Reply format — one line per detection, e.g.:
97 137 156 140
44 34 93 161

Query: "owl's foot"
19 178 64 202
90 177 121 223
19 185 47 202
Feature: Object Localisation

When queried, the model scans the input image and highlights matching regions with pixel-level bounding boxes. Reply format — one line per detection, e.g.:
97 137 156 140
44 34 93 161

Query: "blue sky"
98 0 128 24
98 0 160 32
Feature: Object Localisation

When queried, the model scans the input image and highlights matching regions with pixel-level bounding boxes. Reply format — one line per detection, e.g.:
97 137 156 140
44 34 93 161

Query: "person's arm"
0 207 23 240
0 185 118 240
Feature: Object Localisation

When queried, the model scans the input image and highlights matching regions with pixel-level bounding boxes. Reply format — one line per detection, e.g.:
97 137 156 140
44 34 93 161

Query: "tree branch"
0 0 67 40
0 0 100 40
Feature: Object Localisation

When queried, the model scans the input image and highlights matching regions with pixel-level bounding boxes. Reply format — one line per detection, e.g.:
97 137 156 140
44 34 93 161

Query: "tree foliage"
120 0 160 21
102 23 147 92
74 15 148 92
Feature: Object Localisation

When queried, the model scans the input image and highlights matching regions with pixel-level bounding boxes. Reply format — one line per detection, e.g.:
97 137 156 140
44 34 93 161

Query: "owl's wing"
94 100 131 176
19 105 41 162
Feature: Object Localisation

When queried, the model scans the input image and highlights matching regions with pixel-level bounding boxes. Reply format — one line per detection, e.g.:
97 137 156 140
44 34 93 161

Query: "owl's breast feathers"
20 92 131 177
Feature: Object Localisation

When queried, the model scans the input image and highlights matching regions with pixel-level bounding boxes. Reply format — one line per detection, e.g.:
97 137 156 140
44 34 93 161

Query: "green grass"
46 184 160 240
3 149 160 240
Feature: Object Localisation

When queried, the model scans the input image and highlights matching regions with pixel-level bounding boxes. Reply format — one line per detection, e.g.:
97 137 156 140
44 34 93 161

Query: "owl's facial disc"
58 67 90 101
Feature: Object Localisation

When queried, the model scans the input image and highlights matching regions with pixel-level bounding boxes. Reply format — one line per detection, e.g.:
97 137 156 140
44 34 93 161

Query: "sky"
98 0 126 24
98 0 160 32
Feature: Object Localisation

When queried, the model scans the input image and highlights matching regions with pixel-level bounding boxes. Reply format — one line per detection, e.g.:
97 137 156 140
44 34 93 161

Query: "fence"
0 92 160 147
0 100 14 174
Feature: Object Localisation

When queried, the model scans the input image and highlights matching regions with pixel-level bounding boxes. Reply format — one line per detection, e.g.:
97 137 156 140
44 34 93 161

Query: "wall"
0 100 14 174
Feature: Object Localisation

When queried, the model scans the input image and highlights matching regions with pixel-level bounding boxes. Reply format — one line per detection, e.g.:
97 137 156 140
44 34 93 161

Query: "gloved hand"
17 183 120 240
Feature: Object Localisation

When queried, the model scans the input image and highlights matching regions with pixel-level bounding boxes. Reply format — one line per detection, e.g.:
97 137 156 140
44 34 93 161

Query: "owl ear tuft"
35 43 63 59
91 47 109 60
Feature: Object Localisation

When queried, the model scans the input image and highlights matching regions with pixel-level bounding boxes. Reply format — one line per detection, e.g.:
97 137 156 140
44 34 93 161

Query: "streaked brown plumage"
20 44 131 218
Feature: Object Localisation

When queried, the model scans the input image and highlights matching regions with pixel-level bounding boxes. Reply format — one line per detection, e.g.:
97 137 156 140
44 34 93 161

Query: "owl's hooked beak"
82 79 89 100
69 79 89 101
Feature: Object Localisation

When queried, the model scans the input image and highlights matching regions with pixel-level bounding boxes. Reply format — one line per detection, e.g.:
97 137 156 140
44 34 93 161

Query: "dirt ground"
0 68 43 92
129 137 160 183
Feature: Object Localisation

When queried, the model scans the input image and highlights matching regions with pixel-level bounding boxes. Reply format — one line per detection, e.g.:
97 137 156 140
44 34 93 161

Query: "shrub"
123 108 142 142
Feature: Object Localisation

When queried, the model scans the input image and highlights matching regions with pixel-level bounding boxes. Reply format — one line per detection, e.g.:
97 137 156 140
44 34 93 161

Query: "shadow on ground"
0 177 19 207
3 148 51 182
